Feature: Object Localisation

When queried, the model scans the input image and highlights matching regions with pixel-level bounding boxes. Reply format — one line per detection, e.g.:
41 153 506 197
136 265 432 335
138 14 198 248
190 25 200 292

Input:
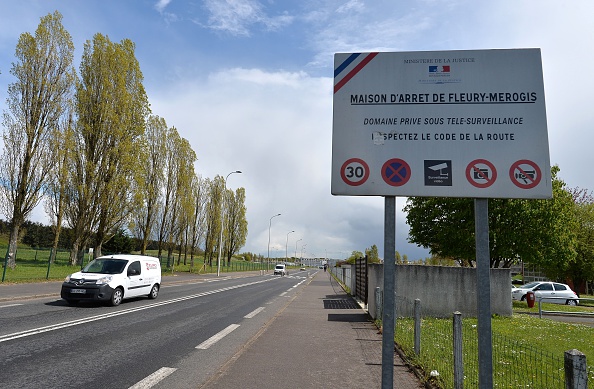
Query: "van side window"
128 261 142 276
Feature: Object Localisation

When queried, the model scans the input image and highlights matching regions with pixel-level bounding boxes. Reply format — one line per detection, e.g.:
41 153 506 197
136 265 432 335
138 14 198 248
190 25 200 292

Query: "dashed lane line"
196 324 240 350
128 367 177 389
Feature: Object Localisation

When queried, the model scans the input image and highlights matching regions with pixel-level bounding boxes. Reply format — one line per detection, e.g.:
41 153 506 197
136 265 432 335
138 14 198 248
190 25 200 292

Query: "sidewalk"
200 271 425 389
0 270 426 388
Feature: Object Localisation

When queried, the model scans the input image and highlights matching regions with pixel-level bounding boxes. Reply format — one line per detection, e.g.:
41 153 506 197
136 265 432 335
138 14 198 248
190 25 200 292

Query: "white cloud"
154 0 172 13
203 0 293 36
149 67 425 259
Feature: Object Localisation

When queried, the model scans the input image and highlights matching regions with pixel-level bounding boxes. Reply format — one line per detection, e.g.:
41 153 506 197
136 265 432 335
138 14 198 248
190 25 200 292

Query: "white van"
274 264 288 276
61 254 162 306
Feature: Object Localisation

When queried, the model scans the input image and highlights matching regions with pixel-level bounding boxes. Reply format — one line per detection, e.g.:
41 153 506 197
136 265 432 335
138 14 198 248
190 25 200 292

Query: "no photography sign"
331 48 552 199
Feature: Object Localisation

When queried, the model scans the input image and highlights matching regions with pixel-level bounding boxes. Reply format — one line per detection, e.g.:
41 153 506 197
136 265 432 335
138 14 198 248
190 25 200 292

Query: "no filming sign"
331 49 552 199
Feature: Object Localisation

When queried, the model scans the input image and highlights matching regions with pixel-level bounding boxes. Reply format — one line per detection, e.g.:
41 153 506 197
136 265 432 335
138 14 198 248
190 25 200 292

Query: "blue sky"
1 1 594 261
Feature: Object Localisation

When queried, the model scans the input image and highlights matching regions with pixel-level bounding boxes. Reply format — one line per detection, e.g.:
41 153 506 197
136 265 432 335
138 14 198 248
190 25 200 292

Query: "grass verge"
393 307 594 388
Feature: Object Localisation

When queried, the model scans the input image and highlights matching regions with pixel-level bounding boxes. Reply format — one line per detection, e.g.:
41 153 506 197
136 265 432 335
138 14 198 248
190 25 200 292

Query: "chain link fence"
393 296 593 388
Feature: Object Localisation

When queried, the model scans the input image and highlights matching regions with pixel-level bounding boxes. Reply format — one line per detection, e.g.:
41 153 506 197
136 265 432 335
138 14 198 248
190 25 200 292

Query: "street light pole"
217 170 241 277
295 238 302 261
267 213 281 271
285 230 294 264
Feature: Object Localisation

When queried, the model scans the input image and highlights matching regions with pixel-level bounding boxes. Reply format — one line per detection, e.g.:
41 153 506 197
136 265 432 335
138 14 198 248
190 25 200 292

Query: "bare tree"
130 115 166 254
156 128 196 265
224 187 248 264
189 175 207 270
44 108 75 263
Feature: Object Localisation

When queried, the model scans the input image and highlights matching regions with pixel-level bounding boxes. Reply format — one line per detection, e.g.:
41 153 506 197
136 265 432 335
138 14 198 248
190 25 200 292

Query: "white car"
511 281 579 305
61 255 161 306
274 264 288 276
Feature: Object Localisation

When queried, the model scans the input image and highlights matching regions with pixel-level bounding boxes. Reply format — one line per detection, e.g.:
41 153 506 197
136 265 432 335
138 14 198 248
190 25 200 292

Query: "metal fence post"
375 287 382 320
414 299 421 356
453 311 464 389
564 349 587 389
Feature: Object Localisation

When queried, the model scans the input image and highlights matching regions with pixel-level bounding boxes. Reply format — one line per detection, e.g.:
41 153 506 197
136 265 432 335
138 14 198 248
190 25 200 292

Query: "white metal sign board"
331 49 552 199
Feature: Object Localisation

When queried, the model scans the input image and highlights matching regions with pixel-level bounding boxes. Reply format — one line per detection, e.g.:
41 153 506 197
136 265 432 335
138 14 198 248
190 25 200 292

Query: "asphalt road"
0 273 309 389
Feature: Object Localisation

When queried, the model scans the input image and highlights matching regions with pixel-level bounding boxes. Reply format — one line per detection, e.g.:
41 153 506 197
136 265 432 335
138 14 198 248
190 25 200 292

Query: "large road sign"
331 49 552 199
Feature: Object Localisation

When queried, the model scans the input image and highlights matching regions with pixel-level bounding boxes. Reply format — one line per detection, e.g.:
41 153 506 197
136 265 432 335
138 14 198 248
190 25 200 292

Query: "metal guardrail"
537 296 594 319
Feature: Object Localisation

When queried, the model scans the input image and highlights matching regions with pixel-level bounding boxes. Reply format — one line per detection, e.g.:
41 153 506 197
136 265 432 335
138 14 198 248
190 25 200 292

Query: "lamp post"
285 230 295 264
217 170 242 277
295 238 302 262
267 213 281 271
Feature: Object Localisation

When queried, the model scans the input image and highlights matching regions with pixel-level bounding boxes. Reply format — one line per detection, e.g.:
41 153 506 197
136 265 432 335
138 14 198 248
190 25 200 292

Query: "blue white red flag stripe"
334 53 360 78
334 52 379 94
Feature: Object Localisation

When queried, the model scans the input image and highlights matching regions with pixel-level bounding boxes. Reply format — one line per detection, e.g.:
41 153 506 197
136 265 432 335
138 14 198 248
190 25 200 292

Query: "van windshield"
82 258 128 274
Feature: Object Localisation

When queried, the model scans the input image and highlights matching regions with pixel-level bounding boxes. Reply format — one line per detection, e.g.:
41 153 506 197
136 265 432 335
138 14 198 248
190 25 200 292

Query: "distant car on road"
511 281 579 305
274 264 288 276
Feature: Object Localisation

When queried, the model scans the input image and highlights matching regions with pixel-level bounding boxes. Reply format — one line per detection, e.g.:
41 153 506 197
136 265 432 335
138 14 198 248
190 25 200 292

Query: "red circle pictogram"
509 160 542 189
340 158 370 186
466 159 497 188
381 159 411 187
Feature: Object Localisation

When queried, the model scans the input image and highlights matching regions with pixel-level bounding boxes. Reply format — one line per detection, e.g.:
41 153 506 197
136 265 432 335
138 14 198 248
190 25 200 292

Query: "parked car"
511 281 579 305
274 264 288 276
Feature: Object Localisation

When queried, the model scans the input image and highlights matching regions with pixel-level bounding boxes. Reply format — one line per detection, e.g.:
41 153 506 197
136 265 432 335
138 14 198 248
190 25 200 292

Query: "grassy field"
392 300 594 388
396 313 594 388
0 243 276 283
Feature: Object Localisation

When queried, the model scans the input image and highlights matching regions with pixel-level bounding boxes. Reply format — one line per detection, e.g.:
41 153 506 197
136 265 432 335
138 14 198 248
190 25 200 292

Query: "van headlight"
95 276 113 285
64 274 72 282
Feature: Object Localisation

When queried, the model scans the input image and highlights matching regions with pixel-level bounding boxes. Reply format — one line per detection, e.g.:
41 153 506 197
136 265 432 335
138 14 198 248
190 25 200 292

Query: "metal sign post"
381 196 396 388
475 198 493 388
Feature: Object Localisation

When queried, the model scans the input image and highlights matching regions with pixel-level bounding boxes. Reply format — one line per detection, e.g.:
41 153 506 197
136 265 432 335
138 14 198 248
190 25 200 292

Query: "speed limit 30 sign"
340 158 369 186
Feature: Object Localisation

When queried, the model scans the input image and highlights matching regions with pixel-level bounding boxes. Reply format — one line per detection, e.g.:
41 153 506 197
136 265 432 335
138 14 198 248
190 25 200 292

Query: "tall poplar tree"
66 33 149 263
223 187 247 264
0 11 75 268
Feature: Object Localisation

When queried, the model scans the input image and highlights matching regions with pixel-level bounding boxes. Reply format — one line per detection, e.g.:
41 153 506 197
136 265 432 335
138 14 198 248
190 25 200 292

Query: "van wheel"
148 284 159 299
110 287 124 306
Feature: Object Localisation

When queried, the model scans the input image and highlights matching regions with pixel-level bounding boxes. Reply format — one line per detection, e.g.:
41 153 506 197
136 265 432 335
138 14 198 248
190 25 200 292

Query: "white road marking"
244 306 265 318
196 324 240 349
0 278 274 343
0 304 23 308
128 367 177 389
279 292 287 296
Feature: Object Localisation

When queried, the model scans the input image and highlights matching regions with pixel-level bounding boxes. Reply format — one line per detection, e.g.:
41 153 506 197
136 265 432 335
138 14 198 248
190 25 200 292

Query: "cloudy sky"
1 1 593 261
